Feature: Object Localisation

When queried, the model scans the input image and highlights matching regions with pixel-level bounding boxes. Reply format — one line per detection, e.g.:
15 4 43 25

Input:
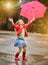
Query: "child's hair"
15 19 24 25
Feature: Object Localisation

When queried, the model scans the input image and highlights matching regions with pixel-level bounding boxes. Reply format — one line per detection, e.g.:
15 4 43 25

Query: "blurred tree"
0 0 19 30
39 0 48 6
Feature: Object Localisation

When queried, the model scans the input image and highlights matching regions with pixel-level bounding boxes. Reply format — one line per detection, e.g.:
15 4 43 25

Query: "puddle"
0 53 48 65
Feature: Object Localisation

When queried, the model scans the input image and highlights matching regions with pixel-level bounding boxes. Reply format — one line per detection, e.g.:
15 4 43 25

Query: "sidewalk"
0 30 15 35
0 30 48 36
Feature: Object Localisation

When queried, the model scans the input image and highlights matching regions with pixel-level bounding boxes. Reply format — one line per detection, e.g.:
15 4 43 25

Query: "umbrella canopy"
20 1 47 20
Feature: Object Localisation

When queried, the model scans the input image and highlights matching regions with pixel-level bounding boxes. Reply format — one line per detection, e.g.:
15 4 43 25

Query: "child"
9 18 35 61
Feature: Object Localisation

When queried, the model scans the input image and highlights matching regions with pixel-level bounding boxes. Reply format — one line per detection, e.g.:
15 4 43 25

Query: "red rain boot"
22 52 27 61
15 53 20 61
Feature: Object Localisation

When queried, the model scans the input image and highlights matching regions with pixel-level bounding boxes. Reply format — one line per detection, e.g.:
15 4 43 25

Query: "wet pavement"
0 53 48 65
0 31 48 65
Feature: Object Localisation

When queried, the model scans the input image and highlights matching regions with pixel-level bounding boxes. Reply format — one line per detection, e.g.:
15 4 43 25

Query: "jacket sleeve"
24 21 33 28
12 24 19 30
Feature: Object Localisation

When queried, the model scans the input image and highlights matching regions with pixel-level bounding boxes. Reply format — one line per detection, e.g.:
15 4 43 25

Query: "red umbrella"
20 1 47 20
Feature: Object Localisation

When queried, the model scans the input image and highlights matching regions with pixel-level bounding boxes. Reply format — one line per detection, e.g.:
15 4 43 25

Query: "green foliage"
39 0 48 6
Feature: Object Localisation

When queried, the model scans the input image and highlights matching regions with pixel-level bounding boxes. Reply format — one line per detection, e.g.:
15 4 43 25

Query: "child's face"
18 19 24 26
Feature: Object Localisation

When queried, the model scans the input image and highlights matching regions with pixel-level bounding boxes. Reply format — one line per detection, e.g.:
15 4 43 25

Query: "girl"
9 18 35 61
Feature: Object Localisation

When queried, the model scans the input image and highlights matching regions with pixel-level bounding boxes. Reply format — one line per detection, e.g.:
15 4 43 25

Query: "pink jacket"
13 21 33 37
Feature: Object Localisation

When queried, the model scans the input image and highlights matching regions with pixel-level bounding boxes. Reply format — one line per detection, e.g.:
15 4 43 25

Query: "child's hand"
30 17 35 22
32 18 35 21
8 18 14 25
32 17 35 21
8 18 13 23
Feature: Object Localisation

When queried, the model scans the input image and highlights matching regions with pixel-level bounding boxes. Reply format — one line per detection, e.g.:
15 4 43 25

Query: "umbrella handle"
32 9 35 19
33 13 35 18
28 13 35 21
31 7 35 19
